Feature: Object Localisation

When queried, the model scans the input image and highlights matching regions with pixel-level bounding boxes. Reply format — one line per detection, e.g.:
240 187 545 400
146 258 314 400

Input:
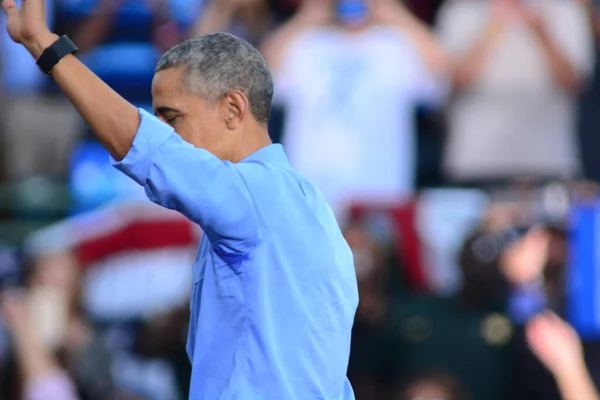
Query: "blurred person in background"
383 213 517 400
527 313 600 400
344 218 394 400
397 370 468 400
57 0 198 111
262 0 449 221
22 201 198 398
461 194 577 400
0 251 120 400
192 0 275 47
0 0 80 181
578 0 600 182
1 290 78 400
500 228 551 324
437 0 594 185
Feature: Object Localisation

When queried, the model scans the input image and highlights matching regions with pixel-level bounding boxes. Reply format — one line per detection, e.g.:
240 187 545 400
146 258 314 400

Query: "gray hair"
156 33 274 125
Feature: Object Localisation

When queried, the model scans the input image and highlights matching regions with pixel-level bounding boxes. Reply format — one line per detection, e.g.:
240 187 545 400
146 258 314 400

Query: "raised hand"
2 0 58 57
295 0 333 26
500 229 550 285
371 0 412 24
526 314 585 376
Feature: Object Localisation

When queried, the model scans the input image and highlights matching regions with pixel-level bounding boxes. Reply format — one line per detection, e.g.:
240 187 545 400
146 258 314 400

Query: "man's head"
153 33 274 161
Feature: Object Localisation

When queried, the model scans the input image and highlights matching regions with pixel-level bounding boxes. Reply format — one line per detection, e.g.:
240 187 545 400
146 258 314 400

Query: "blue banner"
568 201 600 339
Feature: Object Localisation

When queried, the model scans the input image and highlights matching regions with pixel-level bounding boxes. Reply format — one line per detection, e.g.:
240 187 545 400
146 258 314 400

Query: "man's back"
186 144 359 399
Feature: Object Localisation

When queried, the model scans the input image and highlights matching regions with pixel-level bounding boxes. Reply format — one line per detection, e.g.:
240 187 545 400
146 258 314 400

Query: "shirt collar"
241 144 289 167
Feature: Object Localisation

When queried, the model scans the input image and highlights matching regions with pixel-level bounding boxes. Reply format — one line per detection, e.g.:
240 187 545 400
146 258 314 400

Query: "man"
2 0 359 398
437 0 594 185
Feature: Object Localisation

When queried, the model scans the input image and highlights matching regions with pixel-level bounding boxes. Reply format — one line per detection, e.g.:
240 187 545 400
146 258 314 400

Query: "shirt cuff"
111 108 174 185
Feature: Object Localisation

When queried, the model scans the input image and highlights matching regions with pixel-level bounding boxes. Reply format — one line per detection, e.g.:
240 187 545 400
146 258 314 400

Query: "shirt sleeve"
24 370 78 400
112 109 260 254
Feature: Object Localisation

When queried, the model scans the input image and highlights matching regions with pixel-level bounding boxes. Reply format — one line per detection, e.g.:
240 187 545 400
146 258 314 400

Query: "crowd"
2 0 600 399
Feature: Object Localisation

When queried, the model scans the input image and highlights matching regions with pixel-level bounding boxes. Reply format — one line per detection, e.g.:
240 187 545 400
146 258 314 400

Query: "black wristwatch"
36 35 78 75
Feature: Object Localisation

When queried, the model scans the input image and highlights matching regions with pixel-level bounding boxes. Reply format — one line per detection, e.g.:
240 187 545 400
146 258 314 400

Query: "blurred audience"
263 0 448 220
192 0 275 46
0 0 80 181
1 290 79 400
22 201 197 398
57 0 197 110
0 251 118 400
4 0 600 399
437 0 594 185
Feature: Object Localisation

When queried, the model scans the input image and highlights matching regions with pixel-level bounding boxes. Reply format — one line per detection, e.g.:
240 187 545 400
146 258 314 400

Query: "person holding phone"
262 0 449 221
437 0 594 186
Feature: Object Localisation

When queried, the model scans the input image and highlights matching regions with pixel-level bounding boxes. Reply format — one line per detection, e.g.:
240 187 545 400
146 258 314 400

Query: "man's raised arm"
3 0 139 161
2 0 261 253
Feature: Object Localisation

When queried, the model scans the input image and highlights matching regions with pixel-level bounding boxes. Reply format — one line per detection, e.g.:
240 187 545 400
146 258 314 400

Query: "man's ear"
222 91 249 130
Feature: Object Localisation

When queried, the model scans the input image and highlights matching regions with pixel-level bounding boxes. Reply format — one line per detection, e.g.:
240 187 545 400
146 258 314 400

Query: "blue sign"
568 201 600 339
69 140 146 214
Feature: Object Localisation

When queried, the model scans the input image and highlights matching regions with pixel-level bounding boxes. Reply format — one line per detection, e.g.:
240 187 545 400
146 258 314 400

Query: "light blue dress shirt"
113 109 359 399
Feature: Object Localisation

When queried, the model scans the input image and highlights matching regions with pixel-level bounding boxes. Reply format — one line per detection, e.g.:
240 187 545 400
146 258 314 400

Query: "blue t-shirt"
113 110 359 399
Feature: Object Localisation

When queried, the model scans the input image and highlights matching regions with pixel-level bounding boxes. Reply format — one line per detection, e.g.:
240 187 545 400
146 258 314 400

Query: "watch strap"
36 35 78 75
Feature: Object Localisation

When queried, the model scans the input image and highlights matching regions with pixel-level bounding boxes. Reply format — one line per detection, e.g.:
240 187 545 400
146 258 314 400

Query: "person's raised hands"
371 0 411 24
500 228 550 285
295 0 333 26
527 314 585 376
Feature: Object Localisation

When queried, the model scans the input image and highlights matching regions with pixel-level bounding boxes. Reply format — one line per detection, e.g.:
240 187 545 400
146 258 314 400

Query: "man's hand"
2 0 58 58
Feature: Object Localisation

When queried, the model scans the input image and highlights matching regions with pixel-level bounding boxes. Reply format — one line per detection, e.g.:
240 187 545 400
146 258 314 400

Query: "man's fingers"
2 0 18 16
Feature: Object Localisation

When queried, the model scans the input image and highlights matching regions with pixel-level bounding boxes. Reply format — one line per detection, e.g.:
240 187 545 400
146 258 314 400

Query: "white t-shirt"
274 25 446 216
437 0 594 181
